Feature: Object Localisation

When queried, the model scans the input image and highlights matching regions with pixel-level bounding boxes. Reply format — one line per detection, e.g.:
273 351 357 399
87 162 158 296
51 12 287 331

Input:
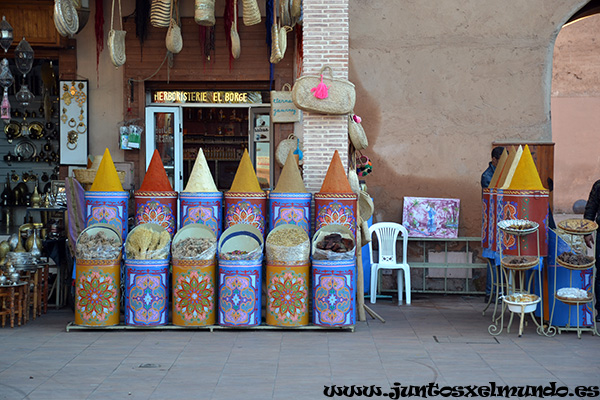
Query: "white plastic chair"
369 222 411 305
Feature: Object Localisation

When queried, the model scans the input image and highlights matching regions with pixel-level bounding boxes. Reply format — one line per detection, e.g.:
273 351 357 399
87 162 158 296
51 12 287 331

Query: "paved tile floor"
1 294 599 400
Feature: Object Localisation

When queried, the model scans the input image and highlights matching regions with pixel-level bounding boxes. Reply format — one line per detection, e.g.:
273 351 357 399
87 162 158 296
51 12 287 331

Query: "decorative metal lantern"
0 58 13 89
0 16 13 53
14 37 34 77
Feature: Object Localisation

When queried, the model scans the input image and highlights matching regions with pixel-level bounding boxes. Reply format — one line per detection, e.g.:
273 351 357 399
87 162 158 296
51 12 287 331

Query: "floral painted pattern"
136 200 175 235
316 202 356 233
219 274 258 325
182 205 219 236
313 274 353 325
128 273 167 324
226 201 265 234
267 270 307 324
174 271 214 322
76 270 118 322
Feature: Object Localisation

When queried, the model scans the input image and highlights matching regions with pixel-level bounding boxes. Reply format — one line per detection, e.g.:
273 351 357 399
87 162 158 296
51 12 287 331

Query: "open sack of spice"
218 224 264 261
266 224 310 264
125 223 171 260
76 224 122 260
171 223 217 260
312 224 356 261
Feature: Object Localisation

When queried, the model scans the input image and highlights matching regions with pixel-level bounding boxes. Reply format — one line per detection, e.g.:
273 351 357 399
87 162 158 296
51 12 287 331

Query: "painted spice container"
180 148 223 238
84 148 129 240
217 224 264 327
311 224 357 327
265 224 310 327
124 223 171 326
496 145 549 257
224 149 267 237
74 224 122 327
171 224 218 326
134 150 178 237
314 150 357 240
269 150 311 236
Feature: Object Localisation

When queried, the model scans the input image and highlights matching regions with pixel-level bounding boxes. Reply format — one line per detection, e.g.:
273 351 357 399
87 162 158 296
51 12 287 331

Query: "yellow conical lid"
184 148 218 192
488 148 508 188
499 146 523 189
273 150 307 193
507 145 546 190
319 150 353 193
90 148 124 192
229 149 263 193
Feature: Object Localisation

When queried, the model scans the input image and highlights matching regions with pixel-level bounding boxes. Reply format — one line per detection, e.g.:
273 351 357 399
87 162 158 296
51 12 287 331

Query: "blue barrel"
218 259 262 326
125 258 169 326
180 191 223 238
85 191 129 241
268 192 312 235
312 258 356 326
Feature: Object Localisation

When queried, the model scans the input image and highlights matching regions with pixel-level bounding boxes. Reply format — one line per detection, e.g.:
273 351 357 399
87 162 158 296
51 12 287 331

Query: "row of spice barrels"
74 222 357 328
84 190 357 245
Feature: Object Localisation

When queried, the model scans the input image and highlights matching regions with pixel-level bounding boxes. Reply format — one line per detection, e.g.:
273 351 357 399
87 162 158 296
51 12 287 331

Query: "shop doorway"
145 103 272 192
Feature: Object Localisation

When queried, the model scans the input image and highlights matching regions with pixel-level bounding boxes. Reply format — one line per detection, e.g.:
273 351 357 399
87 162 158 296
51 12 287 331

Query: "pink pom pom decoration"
310 75 329 99
353 115 362 123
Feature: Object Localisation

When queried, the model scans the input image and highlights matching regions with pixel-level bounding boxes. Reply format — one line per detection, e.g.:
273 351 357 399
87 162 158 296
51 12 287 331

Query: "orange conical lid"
273 150 307 193
139 150 173 191
488 148 508 188
184 148 218 192
229 149 263 193
319 150 353 193
90 148 124 191
508 145 546 190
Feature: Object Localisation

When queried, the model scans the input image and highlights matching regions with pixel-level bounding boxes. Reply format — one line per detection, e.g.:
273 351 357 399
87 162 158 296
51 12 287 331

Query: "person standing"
481 146 504 302
582 180 600 322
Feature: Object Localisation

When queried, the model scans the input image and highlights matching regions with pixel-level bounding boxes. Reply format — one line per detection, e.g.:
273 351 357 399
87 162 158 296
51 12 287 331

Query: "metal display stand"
550 222 598 338
488 222 551 337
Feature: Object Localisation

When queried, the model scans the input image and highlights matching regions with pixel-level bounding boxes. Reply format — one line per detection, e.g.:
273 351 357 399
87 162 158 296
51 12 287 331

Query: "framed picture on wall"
59 80 89 165
402 197 460 238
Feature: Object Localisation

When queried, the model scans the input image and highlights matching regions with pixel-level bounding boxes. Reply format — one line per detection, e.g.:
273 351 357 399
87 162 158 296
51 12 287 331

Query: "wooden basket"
74 168 126 191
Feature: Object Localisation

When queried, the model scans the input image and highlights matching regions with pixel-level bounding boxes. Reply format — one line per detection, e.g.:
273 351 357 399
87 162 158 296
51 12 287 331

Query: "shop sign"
152 90 262 104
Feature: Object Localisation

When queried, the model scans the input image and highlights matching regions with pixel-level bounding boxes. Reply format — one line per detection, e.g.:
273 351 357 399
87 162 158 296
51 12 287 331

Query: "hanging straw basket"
194 0 215 26
242 0 261 26
73 168 126 191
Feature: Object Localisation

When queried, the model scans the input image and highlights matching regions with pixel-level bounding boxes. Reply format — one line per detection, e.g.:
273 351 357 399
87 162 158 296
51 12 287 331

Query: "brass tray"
501 255 539 270
29 122 44 140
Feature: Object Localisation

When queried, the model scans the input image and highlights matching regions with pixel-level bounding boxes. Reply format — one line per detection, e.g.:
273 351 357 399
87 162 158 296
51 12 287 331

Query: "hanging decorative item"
224 0 235 69
270 83 301 123
230 0 241 59
269 2 282 64
151 0 172 28
60 80 88 164
356 153 372 177
108 0 127 67
242 0 261 26
348 113 368 150
54 0 80 37
166 0 183 53
195 0 216 26
95 0 105 81
291 65 356 114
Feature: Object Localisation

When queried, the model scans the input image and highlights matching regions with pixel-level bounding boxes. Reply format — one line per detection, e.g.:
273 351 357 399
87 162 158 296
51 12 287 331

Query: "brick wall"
302 0 350 193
